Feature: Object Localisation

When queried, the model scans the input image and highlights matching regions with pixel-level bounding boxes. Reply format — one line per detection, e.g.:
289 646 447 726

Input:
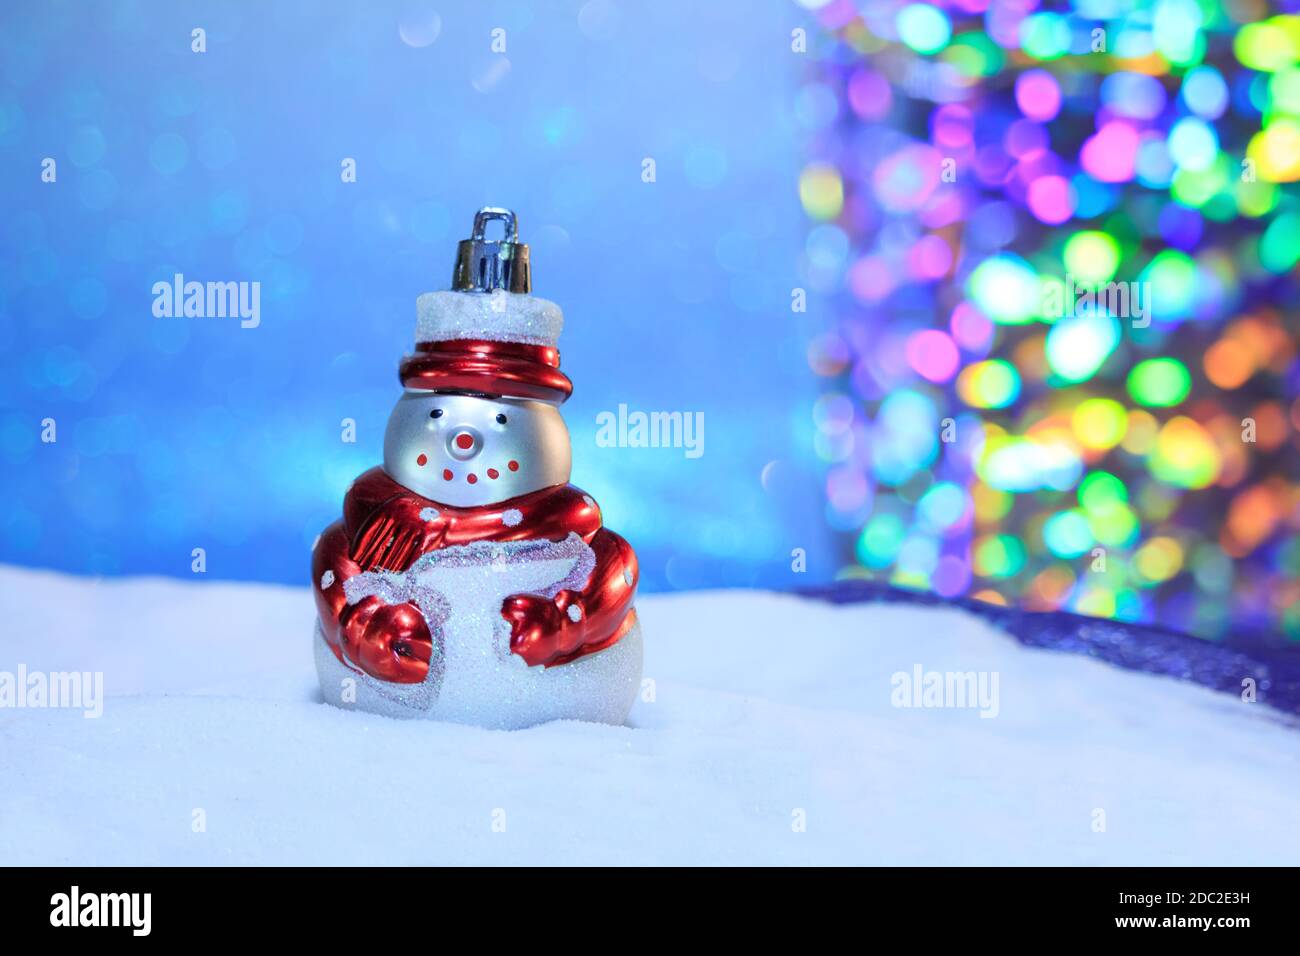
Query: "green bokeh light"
1127 358 1192 407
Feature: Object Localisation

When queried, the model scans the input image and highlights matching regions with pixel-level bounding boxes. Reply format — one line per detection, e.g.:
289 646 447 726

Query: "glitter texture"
415 290 564 347
419 507 439 522
319 570 334 589
323 533 641 728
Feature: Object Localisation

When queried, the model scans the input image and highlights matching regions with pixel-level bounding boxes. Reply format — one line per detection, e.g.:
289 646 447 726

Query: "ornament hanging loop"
452 206 531 294
471 207 519 242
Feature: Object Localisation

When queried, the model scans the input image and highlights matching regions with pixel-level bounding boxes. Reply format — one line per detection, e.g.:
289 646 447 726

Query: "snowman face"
383 390 572 507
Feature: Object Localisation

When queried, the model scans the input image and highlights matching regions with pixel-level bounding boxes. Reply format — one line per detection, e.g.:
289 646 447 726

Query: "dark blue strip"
799 582 1300 718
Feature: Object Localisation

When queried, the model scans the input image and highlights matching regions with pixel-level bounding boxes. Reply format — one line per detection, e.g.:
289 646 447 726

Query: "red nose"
455 432 474 450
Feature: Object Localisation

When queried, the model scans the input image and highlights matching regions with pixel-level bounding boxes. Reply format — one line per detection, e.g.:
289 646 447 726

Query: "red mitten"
501 593 574 666
340 597 432 683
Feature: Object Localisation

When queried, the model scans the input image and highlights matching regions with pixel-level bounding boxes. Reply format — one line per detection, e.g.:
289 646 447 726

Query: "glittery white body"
315 534 643 729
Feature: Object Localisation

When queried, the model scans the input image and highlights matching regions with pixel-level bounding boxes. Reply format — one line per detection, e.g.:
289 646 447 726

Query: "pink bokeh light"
1026 174 1077 224
847 254 897 303
1015 69 1062 122
950 301 994 353
906 329 961 383
847 67 893 122
907 234 954 280
1080 121 1140 183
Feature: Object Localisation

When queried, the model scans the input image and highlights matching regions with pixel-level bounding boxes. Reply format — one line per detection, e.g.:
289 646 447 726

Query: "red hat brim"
399 339 573 403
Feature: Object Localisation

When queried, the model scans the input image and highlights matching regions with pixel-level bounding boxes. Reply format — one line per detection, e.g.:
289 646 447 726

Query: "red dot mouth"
467 473 478 484
487 468 499 479
507 460 519 472
416 454 428 467
442 469 453 481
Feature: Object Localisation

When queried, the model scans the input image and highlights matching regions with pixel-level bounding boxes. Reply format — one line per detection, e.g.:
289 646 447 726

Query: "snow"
1 564 1297 865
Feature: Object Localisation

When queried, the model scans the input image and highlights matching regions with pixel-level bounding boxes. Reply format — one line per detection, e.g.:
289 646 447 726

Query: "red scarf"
344 467 602 572
314 468 637 672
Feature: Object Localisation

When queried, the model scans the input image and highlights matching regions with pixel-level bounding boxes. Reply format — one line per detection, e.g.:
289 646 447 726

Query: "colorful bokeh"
798 0 1299 642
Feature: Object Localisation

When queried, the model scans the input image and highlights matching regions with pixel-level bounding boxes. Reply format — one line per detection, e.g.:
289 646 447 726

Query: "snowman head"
383 389 571 507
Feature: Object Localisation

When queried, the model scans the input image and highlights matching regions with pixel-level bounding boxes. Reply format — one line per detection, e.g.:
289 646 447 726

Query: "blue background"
0 0 832 591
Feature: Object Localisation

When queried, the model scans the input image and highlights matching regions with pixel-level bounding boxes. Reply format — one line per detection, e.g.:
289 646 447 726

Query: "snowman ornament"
312 207 642 729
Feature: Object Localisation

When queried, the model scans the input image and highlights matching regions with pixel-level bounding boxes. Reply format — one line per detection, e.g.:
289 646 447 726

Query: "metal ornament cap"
452 207 531 294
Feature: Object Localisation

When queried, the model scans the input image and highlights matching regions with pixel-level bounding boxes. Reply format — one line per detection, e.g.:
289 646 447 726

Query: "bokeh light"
802 0 1300 643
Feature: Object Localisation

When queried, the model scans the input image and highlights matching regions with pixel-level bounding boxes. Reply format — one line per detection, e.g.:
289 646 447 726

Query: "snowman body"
312 211 642 729
314 535 643 728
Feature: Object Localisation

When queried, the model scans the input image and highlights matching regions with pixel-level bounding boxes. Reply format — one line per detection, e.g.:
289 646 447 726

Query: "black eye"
496 413 508 425
430 409 443 419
